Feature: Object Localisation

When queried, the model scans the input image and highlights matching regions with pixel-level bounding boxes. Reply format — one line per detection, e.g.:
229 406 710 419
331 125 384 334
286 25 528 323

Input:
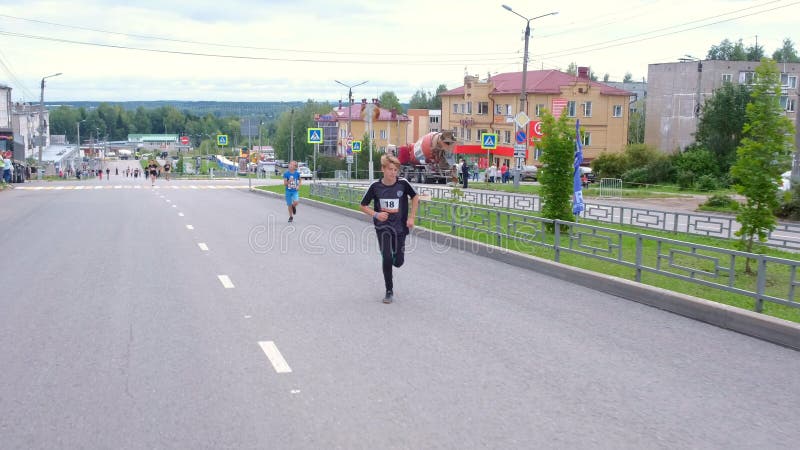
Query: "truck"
397 130 458 184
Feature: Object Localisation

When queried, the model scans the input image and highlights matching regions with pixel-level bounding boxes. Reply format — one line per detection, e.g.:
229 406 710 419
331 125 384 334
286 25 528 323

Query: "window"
466 102 472 115
722 73 732 83
459 127 465 139
495 104 504 114
741 71 756 84
478 102 488 115
370 129 375 139
506 104 513 115
613 105 623 117
453 104 459 114
582 132 591 146
380 129 387 140
583 101 592 117
780 96 796 112
535 104 545 117
429 116 439 124
567 101 576 117
504 130 511 144
478 129 488 141
781 74 798 89
466 128 472 141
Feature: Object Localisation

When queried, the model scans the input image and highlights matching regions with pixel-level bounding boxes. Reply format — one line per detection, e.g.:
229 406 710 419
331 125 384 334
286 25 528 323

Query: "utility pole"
290 108 295 162
37 72 62 180
335 80 368 179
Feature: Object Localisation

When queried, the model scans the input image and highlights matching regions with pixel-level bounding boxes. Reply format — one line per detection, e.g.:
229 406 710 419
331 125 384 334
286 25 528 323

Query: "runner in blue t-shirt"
283 161 302 222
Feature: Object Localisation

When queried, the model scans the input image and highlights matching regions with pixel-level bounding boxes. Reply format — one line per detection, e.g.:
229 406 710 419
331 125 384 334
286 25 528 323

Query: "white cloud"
1 0 798 102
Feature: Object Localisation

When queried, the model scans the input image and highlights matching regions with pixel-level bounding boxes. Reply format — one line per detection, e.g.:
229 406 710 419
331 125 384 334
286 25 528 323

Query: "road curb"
250 186 800 351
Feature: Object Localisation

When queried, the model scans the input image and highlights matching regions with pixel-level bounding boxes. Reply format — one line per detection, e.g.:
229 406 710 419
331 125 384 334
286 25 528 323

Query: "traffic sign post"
307 128 323 144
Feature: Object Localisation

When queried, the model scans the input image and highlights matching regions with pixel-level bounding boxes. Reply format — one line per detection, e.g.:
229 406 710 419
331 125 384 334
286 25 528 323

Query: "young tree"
730 59 796 266
538 110 576 224
695 82 750 174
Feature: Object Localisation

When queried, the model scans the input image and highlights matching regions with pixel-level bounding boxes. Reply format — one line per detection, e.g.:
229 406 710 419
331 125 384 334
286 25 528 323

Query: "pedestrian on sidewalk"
283 160 301 222
460 158 469 189
360 154 419 304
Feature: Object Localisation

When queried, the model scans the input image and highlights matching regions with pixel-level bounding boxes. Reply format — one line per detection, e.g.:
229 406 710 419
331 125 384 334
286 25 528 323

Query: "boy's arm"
407 194 419 229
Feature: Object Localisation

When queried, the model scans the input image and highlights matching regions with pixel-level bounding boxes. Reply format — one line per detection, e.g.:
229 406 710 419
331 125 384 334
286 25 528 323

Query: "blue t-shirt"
284 170 300 192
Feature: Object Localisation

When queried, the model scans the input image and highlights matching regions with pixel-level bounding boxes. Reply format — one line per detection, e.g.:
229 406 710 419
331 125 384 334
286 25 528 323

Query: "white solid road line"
186 225 194 230
198 243 209 251
258 341 292 374
217 275 235 288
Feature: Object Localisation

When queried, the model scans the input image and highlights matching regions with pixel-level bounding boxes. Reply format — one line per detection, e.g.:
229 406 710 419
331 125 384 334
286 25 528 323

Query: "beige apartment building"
316 99 411 157
440 68 631 168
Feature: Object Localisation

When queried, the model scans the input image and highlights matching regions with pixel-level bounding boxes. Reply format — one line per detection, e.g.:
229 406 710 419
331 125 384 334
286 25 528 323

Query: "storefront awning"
455 144 526 158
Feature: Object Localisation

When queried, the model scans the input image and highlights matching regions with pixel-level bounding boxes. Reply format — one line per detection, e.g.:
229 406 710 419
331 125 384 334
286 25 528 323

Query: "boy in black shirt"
360 154 419 303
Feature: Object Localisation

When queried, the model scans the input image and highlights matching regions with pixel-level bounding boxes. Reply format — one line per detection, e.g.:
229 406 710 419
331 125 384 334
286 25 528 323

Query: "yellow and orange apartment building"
439 67 632 169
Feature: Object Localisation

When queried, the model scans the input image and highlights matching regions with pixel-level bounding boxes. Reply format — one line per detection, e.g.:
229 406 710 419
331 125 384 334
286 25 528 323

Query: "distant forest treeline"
46 100 308 118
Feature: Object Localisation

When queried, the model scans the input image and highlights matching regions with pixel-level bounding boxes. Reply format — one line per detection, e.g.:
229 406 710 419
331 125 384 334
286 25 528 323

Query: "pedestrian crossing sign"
307 128 323 144
217 135 228 146
352 141 362 152
481 133 498 150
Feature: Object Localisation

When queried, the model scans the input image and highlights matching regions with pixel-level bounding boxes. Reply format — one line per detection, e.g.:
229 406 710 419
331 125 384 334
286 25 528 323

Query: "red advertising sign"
180 136 190 145
528 121 543 144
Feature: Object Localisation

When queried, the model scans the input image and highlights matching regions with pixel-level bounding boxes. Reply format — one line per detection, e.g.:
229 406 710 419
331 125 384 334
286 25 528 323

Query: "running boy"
284 160 301 222
360 154 419 304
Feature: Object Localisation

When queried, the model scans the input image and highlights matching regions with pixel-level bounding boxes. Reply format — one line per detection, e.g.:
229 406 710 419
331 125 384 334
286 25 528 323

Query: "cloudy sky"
1 0 798 103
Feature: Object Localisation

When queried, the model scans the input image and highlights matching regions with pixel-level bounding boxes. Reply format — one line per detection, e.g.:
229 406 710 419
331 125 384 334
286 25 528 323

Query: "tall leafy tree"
694 82 750 174
378 91 402 113
409 89 431 109
707 38 747 60
730 59 796 265
746 43 765 61
623 72 633 83
432 84 447 109
772 38 800 63
538 110 576 224
628 100 645 144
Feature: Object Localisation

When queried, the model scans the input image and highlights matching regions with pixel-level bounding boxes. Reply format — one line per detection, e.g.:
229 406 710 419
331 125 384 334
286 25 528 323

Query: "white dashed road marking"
198 243 209 251
258 341 292 374
186 225 194 230
178 213 184 217
217 275 234 289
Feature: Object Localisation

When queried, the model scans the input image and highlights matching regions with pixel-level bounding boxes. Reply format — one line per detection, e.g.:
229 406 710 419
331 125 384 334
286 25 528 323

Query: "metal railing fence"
311 182 800 314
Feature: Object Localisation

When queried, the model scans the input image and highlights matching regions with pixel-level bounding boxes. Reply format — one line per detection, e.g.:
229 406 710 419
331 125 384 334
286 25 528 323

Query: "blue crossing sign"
352 140 362 152
217 135 228 146
307 128 323 144
481 133 498 150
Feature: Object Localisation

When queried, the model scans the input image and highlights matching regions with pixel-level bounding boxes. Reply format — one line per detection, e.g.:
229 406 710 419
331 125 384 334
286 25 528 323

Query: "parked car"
298 166 313 180
519 165 538 181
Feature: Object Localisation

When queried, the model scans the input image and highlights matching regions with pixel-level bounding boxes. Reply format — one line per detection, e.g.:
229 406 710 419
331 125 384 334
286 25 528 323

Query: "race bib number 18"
379 198 399 211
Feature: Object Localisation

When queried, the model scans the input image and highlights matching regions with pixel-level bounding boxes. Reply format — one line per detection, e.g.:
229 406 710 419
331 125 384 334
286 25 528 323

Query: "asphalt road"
1 176 799 449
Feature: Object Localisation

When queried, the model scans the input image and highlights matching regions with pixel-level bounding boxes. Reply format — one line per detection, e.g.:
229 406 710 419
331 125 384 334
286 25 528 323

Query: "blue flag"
572 120 584 215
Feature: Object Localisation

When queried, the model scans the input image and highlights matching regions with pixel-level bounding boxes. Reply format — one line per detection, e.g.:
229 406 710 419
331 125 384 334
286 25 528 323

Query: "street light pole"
38 72 62 180
335 80 368 179
502 5 556 187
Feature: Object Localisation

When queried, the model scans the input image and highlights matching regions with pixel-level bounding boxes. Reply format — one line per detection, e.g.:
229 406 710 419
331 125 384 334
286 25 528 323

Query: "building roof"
441 70 632 97
331 104 410 122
